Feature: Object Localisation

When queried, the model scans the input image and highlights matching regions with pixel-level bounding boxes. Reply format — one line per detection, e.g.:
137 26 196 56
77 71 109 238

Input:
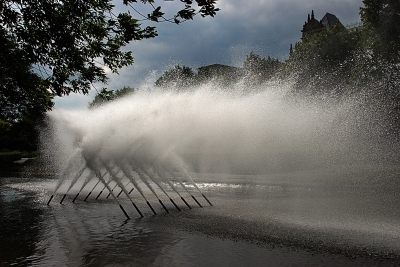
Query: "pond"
1 167 400 266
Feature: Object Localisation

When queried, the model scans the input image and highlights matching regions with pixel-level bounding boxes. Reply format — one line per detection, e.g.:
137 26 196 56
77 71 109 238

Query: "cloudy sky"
54 0 364 109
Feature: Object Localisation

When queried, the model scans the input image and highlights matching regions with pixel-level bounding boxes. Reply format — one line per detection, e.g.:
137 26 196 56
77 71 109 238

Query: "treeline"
148 1 399 141
87 53 284 107
286 1 400 141
85 1 400 120
153 54 283 90
154 1 399 100
88 87 136 109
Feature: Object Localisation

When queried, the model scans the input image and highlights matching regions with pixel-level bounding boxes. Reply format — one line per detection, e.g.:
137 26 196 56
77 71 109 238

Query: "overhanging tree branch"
0 0 220 96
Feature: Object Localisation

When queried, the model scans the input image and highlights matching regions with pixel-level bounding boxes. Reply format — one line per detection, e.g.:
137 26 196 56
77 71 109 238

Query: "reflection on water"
0 179 45 267
1 168 400 266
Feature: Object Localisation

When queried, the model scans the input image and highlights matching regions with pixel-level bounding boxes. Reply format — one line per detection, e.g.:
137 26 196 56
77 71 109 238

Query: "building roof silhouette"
301 11 343 38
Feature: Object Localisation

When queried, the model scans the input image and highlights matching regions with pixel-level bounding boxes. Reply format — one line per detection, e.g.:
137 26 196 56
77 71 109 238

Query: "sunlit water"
1 166 400 266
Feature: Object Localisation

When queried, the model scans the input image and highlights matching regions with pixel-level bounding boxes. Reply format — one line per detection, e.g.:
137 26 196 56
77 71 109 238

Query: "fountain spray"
102 161 144 217
106 183 119 199
96 169 122 200
137 163 181 211
182 171 212 206
47 148 84 205
95 176 115 200
116 182 133 197
129 161 169 213
118 162 157 215
156 166 192 209
167 170 202 208
60 166 86 204
72 171 96 203
171 156 212 206
84 178 102 202
86 161 131 220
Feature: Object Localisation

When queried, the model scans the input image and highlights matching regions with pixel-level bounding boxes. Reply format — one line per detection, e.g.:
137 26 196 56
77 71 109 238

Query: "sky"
54 0 364 110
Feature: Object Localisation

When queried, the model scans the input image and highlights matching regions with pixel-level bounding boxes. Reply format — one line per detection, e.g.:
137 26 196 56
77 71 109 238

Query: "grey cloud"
55 0 363 109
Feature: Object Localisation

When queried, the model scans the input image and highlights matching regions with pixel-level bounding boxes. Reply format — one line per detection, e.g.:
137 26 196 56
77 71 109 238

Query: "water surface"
1 167 400 266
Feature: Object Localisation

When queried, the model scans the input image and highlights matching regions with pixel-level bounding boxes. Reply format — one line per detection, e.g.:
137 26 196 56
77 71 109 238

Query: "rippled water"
1 166 400 266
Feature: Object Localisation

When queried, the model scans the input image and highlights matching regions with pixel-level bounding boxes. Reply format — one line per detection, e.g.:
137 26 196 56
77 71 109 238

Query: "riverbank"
0 161 28 177
0 158 55 178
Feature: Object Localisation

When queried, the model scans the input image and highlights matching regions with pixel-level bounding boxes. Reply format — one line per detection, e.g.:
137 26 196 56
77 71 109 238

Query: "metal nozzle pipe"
83 191 92 202
132 202 144 217
119 204 130 220
202 194 213 206
147 201 157 215
72 193 79 203
46 195 54 206
181 196 192 209
170 198 181 211
159 199 169 213
95 190 104 200
60 194 67 204
191 195 202 208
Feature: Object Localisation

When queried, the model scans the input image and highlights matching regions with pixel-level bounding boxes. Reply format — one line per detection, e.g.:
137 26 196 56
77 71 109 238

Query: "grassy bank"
0 154 56 177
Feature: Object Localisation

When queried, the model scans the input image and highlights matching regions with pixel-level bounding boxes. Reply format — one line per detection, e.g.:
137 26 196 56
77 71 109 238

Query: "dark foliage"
155 65 195 89
0 29 54 122
243 52 283 85
360 0 400 61
0 0 219 96
88 86 135 108
0 0 219 153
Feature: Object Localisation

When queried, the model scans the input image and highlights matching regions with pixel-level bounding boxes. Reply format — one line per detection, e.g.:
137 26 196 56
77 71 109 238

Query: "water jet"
101 160 144 217
106 183 119 199
43 82 398 222
84 179 101 202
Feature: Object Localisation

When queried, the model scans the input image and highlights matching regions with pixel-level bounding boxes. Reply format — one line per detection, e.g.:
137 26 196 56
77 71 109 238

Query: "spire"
311 10 315 20
308 14 310 22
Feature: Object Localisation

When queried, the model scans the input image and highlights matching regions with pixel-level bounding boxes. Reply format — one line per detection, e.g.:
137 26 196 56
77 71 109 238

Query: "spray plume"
43 82 399 216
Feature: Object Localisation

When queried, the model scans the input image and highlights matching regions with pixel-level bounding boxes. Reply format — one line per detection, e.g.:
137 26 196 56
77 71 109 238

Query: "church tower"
301 10 325 38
